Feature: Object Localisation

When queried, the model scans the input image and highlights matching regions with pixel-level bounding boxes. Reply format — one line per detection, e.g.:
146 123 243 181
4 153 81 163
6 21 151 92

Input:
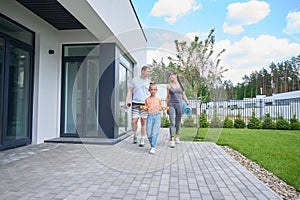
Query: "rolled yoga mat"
182 102 192 115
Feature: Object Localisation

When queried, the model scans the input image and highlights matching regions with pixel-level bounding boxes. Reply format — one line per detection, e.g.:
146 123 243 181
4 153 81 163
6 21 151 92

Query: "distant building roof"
265 90 300 100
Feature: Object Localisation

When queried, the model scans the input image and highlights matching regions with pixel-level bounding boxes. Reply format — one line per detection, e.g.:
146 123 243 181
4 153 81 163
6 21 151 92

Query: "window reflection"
0 37 4 141
7 45 30 140
0 14 34 45
118 55 133 135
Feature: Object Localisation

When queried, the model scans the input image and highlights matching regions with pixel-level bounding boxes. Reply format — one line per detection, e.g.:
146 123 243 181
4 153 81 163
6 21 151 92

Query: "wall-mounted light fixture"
48 50 55 54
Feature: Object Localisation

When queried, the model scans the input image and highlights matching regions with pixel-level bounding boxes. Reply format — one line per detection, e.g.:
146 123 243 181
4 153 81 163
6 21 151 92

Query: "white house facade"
0 0 147 150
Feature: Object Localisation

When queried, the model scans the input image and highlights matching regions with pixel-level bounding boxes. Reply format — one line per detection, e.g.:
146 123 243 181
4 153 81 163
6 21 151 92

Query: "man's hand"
124 102 131 109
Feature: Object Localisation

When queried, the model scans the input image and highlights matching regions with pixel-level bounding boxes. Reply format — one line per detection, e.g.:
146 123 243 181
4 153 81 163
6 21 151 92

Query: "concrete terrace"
0 129 281 200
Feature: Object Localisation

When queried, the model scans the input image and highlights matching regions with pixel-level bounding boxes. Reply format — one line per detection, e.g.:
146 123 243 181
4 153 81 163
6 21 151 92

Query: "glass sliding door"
86 58 100 137
6 44 31 141
61 57 100 137
117 54 133 135
61 44 135 139
118 64 126 134
0 14 34 150
0 37 4 143
62 60 81 135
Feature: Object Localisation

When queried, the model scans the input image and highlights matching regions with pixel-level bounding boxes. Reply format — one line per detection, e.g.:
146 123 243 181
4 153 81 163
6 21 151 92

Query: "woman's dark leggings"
168 102 182 138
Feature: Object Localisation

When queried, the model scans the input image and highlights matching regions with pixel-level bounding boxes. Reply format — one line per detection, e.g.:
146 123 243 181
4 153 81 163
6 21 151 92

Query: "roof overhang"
16 0 86 30
15 0 147 64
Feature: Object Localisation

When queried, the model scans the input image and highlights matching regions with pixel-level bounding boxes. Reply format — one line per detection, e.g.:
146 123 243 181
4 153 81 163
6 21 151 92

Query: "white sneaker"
133 134 137 144
149 147 156 154
139 137 145 147
169 140 175 148
175 137 180 144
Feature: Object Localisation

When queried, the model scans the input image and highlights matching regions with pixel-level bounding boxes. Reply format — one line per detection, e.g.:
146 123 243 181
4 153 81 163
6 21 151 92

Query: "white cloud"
145 30 300 85
185 31 200 40
147 31 208 64
223 22 244 35
223 0 270 35
150 0 201 24
185 31 210 41
284 11 300 34
147 41 177 64
215 35 300 84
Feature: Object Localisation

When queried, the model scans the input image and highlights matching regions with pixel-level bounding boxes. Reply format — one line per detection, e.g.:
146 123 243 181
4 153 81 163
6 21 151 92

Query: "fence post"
260 99 263 120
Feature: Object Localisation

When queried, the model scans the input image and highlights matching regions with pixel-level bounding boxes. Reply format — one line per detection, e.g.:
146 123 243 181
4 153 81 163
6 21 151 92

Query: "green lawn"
180 128 300 191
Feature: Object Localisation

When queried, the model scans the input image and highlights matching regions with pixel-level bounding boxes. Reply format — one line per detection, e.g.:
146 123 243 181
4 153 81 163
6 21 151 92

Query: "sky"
131 0 300 85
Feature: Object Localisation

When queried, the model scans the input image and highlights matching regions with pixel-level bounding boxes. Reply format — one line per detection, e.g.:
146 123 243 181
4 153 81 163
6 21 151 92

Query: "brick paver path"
0 129 281 199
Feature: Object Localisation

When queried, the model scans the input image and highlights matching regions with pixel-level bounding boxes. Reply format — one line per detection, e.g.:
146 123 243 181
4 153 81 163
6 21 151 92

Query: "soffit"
16 0 85 30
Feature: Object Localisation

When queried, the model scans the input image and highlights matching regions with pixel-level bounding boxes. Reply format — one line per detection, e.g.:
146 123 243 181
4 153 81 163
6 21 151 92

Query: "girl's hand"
162 106 169 110
140 105 149 110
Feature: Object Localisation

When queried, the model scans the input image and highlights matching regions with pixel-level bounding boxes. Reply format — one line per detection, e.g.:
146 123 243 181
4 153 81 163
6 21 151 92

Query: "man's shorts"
132 103 148 119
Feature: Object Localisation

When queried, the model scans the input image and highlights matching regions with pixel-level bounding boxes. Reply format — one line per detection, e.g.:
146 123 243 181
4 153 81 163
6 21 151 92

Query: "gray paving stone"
148 187 159 196
190 189 201 198
0 129 281 200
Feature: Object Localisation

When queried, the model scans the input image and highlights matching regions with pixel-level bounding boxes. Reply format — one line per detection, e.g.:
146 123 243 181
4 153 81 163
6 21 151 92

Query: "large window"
61 44 134 139
0 15 34 45
118 54 133 135
0 37 4 143
0 14 34 150
6 45 31 141
61 44 100 137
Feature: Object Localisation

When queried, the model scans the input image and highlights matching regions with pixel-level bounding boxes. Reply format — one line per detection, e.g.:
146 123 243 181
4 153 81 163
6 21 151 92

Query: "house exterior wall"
58 0 147 67
0 0 147 145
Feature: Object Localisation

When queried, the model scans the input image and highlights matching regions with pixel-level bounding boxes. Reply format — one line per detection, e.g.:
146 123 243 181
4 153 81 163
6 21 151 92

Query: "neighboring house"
203 90 300 122
0 0 147 150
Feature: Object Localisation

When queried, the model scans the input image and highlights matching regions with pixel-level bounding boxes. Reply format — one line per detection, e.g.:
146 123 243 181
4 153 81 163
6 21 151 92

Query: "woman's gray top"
169 85 183 103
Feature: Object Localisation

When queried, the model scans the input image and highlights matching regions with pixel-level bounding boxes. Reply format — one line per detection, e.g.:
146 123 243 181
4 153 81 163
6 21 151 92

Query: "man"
125 65 151 146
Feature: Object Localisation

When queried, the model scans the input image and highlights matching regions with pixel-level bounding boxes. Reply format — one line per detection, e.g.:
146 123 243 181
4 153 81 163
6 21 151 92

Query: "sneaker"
169 140 175 148
139 137 145 147
175 137 180 144
133 134 137 144
149 147 156 154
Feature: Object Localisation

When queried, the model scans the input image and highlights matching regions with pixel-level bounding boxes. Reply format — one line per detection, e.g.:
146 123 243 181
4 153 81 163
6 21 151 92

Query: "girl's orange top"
145 96 162 114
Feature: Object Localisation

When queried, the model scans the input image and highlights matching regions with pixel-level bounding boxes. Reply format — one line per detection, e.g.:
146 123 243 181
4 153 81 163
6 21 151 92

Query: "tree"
223 80 235 99
229 54 300 95
166 29 227 138
199 110 209 128
150 59 170 84
168 29 227 100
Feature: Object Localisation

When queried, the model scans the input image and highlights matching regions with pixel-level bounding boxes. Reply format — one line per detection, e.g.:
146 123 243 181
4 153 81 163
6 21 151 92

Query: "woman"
166 72 189 148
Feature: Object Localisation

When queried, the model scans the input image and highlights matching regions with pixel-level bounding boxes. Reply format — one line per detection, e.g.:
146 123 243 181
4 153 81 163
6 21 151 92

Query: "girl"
144 83 163 154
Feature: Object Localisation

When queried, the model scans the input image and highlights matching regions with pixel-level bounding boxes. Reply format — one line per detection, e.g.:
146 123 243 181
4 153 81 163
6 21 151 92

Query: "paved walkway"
0 129 281 200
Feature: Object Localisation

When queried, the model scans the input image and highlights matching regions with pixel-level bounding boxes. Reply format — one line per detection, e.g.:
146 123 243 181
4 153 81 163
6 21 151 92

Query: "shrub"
262 113 276 129
161 112 170 128
199 110 209 128
234 112 246 129
223 116 234 128
276 116 290 130
183 116 196 127
210 114 223 128
247 110 261 129
290 114 300 130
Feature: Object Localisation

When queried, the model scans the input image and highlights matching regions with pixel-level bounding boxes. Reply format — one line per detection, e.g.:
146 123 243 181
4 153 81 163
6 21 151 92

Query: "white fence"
162 98 300 125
